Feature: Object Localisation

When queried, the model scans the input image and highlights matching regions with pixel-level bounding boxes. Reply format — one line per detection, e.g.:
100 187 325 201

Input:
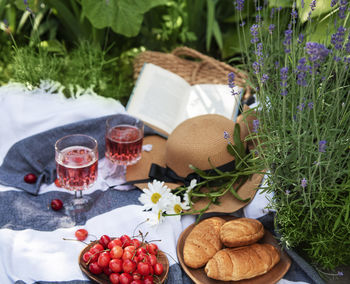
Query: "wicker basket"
133 46 251 99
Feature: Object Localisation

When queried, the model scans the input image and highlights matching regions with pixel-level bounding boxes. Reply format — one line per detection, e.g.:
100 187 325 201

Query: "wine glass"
105 114 144 181
55 134 98 215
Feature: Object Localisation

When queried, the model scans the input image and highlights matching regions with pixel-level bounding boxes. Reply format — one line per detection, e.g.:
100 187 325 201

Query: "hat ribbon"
118 160 236 188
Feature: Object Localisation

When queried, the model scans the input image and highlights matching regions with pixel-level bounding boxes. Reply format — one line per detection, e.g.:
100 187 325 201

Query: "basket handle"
172 46 252 99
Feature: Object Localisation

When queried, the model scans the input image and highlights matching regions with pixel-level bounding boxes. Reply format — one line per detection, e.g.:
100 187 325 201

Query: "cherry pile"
82 234 164 284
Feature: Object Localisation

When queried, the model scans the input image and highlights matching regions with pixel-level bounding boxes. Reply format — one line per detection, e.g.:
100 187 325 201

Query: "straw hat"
126 112 263 214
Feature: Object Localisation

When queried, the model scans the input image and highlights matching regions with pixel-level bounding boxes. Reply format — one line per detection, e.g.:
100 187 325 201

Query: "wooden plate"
79 240 169 283
177 216 291 284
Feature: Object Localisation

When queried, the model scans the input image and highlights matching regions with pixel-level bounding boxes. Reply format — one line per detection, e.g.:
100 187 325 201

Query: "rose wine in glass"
55 134 98 217
105 114 144 180
56 146 98 190
105 125 143 165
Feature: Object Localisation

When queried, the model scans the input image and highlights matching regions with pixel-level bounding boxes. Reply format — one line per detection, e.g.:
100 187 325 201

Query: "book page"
177 84 242 125
127 64 190 134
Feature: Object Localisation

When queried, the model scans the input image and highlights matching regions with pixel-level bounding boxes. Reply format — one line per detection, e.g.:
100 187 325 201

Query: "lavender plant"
235 0 350 271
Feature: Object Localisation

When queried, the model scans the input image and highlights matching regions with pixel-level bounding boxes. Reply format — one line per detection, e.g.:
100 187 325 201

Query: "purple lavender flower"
235 0 245 11
280 67 289 96
256 6 262 11
250 24 260 44
331 0 338 7
301 178 307 188
256 42 263 57
297 102 305 111
252 61 260 74
301 0 305 8
261 74 269 84
308 102 314 109
224 131 230 139
256 15 262 23
240 21 246 27
291 9 298 23
319 140 327 152
228 72 235 88
298 33 304 44
310 0 317 10
305 42 330 63
338 0 348 19
285 189 291 195
268 24 275 35
296 57 311 86
252 119 259 133
24 0 28 4
270 8 276 18
3 19 8 29
283 25 293 53
331 26 346 50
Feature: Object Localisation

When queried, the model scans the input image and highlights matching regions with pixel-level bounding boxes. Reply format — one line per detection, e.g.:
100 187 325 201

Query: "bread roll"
183 217 226 268
220 218 264 247
205 243 280 281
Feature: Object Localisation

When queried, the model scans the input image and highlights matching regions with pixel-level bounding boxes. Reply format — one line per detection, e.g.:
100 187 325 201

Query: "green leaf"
306 13 337 45
297 0 333 23
206 0 216 51
212 19 223 51
81 0 167 37
233 123 246 158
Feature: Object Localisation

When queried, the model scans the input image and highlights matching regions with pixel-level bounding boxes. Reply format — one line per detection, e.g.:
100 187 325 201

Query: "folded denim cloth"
0 115 165 195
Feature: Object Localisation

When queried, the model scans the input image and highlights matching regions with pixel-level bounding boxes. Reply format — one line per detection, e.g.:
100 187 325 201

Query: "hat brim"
125 134 264 214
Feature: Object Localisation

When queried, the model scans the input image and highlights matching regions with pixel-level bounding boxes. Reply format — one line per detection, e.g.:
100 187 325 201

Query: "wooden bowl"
79 240 169 283
177 216 291 284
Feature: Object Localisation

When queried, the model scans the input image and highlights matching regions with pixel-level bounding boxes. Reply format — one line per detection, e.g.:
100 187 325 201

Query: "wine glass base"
64 193 92 225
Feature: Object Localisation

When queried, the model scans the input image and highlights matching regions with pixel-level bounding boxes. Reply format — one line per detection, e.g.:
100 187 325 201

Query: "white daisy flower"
167 194 190 214
183 179 197 207
147 206 166 226
138 180 172 211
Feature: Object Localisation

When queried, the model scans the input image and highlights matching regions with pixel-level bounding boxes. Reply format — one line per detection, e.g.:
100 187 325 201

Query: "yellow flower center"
174 204 182 214
151 193 161 204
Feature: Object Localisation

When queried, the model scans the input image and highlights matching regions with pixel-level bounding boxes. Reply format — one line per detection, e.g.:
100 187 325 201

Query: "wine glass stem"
75 190 83 199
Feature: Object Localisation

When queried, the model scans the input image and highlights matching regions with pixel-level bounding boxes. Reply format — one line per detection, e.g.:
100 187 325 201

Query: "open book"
126 63 242 134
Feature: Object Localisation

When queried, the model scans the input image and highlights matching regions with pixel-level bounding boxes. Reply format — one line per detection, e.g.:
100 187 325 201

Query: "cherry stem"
62 238 89 245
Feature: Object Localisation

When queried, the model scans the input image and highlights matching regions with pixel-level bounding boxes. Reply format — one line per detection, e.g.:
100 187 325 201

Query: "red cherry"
122 259 137 273
50 199 63 211
89 262 103 275
147 254 157 266
146 243 158 255
154 263 164 275
109 258 123 273
103 266 113 276
75 229 88 241
109 273 121 284
108 238 123 249
119 272 133 284
137 262 150 276
120 234 132 247
97 251 111 268
82 251 93 263
24 173 37 184
130 280 143 284
99 234 111 248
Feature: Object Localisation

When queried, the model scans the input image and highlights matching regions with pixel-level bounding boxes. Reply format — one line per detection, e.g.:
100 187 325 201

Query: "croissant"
183 217 226 268
205 243 280 281
220 218 264 247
